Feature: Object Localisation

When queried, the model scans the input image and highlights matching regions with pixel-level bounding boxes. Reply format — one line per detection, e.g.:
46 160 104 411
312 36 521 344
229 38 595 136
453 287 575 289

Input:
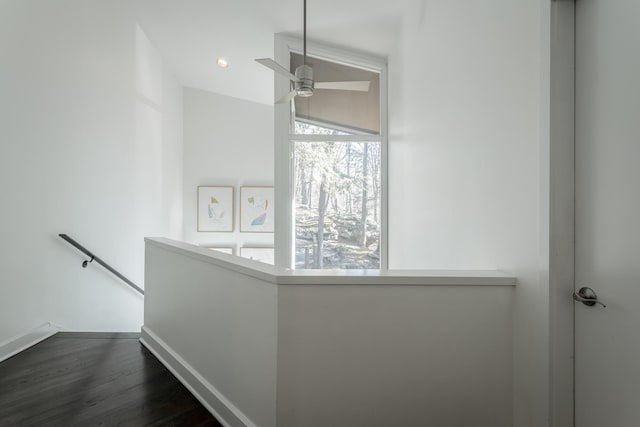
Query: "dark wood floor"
0 333 222 427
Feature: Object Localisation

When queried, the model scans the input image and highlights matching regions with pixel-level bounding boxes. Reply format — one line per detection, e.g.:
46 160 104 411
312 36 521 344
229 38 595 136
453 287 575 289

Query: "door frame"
548 0 576 426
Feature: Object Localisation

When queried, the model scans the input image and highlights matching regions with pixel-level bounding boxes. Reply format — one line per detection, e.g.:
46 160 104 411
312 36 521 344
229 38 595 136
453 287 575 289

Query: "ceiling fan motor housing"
295 64 314 97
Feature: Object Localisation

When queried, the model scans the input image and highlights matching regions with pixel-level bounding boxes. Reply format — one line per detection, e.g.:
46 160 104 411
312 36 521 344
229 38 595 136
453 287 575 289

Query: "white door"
575 0 640 425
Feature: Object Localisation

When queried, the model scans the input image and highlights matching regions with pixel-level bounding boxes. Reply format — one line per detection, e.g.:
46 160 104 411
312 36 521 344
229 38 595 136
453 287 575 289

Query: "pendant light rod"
303 0 307 64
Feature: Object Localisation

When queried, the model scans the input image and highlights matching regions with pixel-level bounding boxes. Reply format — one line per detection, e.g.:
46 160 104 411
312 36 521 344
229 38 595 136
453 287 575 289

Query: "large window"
275 37 387 270
293 123 382 269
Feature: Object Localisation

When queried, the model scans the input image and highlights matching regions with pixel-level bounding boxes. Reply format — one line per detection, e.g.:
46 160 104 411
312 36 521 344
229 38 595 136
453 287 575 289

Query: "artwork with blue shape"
197 186 233 232
240 187 274 232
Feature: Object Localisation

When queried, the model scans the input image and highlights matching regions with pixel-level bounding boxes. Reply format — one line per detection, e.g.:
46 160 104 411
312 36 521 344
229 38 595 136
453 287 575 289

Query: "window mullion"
289 134 382 143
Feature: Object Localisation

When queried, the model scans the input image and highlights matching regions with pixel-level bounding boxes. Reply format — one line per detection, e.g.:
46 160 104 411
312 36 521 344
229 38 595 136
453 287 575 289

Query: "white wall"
277 284 513 427
143 238 514 427
143 239 279 427
387 1 547 425
182 87 274 252
0 0 182 340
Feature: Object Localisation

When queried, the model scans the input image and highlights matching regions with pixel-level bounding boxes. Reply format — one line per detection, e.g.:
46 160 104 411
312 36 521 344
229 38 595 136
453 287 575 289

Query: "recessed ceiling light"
216 58 229 68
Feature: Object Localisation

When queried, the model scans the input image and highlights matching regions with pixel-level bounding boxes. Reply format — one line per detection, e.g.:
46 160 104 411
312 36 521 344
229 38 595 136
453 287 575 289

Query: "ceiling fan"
255 0 371 104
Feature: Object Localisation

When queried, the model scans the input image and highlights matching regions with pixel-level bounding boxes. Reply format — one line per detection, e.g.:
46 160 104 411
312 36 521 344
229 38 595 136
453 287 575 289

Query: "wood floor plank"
0 333 222 426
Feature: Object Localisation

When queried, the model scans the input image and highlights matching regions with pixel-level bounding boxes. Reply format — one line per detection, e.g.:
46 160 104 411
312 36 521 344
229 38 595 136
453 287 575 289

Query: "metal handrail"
58 234 144 296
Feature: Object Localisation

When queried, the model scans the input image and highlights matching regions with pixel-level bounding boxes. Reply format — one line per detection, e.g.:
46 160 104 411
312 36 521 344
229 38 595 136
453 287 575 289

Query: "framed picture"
240 186 274 233
240 247 275 265
203 247 234 255
197 186 234 232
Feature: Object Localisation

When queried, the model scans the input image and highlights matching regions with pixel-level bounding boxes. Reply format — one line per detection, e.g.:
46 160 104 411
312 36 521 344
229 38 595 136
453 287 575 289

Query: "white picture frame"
240 186 274 233
197 186 234 232
240 247 275 265
204 247 234 255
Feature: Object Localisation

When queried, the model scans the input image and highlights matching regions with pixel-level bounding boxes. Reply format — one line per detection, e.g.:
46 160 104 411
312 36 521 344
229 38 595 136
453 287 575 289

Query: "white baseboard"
140 326 256 427
0 322 60 363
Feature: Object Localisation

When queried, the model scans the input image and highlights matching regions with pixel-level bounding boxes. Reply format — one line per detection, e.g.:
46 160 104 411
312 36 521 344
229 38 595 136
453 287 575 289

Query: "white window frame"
273 34 388 270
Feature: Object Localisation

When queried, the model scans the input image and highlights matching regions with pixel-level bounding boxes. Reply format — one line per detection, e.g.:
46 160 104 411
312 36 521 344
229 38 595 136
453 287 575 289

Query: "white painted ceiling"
135 0 414 105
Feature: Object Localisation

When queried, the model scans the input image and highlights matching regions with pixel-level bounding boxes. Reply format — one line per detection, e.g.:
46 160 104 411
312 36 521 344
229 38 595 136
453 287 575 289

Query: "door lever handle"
574 287 606 308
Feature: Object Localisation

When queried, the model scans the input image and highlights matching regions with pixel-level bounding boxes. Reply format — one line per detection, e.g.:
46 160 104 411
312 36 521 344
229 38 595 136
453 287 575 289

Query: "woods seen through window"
293 124 381 269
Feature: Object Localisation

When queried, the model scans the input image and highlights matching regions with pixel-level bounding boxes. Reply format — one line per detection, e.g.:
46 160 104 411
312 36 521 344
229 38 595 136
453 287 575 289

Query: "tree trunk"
316 181 328 268
346 144 352 214
372 167 379 223
371 144 379 223
300 167 308 206
360 142 369 247
307 169 314 208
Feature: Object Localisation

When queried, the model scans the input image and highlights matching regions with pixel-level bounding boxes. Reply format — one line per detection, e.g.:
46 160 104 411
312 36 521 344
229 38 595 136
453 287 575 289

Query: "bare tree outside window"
294 122 381 269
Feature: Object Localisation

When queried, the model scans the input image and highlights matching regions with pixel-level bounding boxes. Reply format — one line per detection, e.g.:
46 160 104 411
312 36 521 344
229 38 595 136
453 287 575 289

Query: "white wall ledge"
145 237 516 286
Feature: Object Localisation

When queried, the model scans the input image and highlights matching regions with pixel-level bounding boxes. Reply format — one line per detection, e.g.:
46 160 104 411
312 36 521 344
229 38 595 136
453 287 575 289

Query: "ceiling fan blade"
275 90 297 104
314 81 371 92
255 58 300 82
